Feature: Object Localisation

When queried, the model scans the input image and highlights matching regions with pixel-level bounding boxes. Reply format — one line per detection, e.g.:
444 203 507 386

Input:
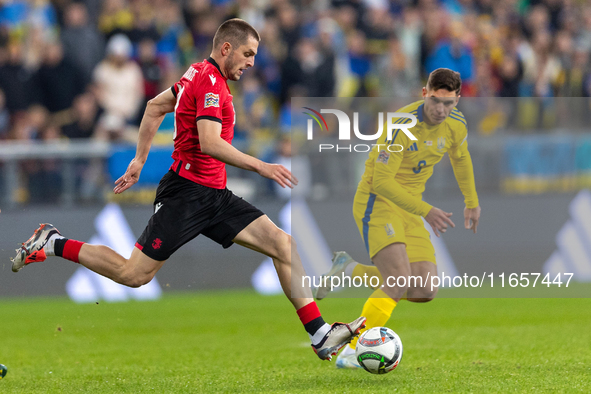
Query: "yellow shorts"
352 189 436 264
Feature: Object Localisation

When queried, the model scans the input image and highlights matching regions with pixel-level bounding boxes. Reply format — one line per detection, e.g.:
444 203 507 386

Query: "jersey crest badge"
377 150 390 164
209 74 216 85
437 137 446 150
385 223 395 237
204 92 219 108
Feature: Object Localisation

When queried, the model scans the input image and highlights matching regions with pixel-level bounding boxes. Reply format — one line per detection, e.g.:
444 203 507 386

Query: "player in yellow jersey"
314 68 481 368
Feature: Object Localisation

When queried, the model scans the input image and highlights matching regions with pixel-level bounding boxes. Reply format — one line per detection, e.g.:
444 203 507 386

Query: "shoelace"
330 322 354 337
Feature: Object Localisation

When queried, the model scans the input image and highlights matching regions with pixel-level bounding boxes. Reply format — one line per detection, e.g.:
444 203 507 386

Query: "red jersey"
169 57 235 189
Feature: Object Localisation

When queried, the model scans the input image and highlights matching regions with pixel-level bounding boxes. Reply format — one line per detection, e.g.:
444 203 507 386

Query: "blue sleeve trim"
448 114 467 126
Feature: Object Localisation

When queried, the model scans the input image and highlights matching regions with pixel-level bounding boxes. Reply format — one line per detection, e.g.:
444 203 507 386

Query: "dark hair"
213 18 260 49
426 68 462 95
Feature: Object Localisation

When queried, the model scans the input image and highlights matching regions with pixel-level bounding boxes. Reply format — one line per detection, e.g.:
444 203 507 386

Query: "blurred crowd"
1 0 591 202
0 0 590 143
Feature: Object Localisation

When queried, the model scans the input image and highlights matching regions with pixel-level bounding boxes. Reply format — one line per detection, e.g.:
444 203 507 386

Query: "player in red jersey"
12 19 365 361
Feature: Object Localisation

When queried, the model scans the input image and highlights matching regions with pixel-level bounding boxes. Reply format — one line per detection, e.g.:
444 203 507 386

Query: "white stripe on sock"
44 233 65 256
310 323 331 346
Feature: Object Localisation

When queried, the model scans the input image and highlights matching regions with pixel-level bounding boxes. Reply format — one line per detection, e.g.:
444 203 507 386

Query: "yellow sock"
351 264 383 288
348 288 397 349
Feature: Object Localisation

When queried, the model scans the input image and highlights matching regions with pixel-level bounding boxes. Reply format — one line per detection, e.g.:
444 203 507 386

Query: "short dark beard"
224 49 238 81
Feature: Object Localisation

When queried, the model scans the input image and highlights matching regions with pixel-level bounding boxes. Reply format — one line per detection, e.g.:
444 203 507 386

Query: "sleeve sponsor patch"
182 67 197 81
204 92 219 108
377 150 390 164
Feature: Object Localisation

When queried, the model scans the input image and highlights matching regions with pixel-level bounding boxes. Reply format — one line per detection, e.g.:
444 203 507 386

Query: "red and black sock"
297 302 326 336
53 238 84 263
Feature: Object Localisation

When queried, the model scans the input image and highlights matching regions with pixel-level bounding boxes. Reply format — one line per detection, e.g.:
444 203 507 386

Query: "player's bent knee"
122 274 154 288
118 267 155 288
407 286 438 302
272 231 293 263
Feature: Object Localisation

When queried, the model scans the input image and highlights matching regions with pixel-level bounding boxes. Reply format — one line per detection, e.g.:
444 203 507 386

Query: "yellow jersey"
357 100 479 217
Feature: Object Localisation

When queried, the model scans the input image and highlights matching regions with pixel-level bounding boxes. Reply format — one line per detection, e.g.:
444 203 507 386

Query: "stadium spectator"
60 91 106 201
27 0 57 41
567 49 591 97
344 30 372 96
77 0 103 26
277 3 301 52
520 30 562 97
425 21 475 92
61 92 103 140
0 42 34 114
92 34 144 126
185 8 220 55
60 2 105 86
98 0 133 39
135 38 164 125
27 120 63 204
253 16 283 96
524 4 551 39
125 1 160 45
153 0 193 70
497 55 523 97
362 4 393 45
578 6 591 52
137 39 163 101
396 7 422 92
9 105 47 141
280 38 335 103
34 41 84 115
333 4 360 37
375 35 417 97
495 32 524 97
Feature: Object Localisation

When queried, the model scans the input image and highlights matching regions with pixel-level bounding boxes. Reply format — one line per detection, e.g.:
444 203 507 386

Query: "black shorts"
136 170 265 261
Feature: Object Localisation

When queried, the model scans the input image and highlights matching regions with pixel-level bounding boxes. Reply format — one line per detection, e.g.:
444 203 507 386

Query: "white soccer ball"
355 327 403 374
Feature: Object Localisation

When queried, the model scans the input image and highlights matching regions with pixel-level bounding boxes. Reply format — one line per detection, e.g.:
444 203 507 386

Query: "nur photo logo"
303 107 418 152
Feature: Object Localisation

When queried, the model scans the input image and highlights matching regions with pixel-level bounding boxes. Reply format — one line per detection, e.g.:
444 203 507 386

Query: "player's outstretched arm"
449 143 479 211
197 119 298 188
450 149 480 234
114 89 177 194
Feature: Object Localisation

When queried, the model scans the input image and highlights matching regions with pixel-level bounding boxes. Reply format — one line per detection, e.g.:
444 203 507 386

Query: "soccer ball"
355 327 403 374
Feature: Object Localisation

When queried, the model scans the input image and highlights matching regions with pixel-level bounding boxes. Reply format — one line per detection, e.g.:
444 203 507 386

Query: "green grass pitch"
1 290 590 393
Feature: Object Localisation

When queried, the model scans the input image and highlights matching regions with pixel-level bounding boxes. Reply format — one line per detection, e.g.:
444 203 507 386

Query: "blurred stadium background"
1 0 591 298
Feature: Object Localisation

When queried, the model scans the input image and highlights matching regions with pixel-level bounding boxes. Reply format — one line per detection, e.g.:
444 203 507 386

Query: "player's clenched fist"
424 207 455 237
